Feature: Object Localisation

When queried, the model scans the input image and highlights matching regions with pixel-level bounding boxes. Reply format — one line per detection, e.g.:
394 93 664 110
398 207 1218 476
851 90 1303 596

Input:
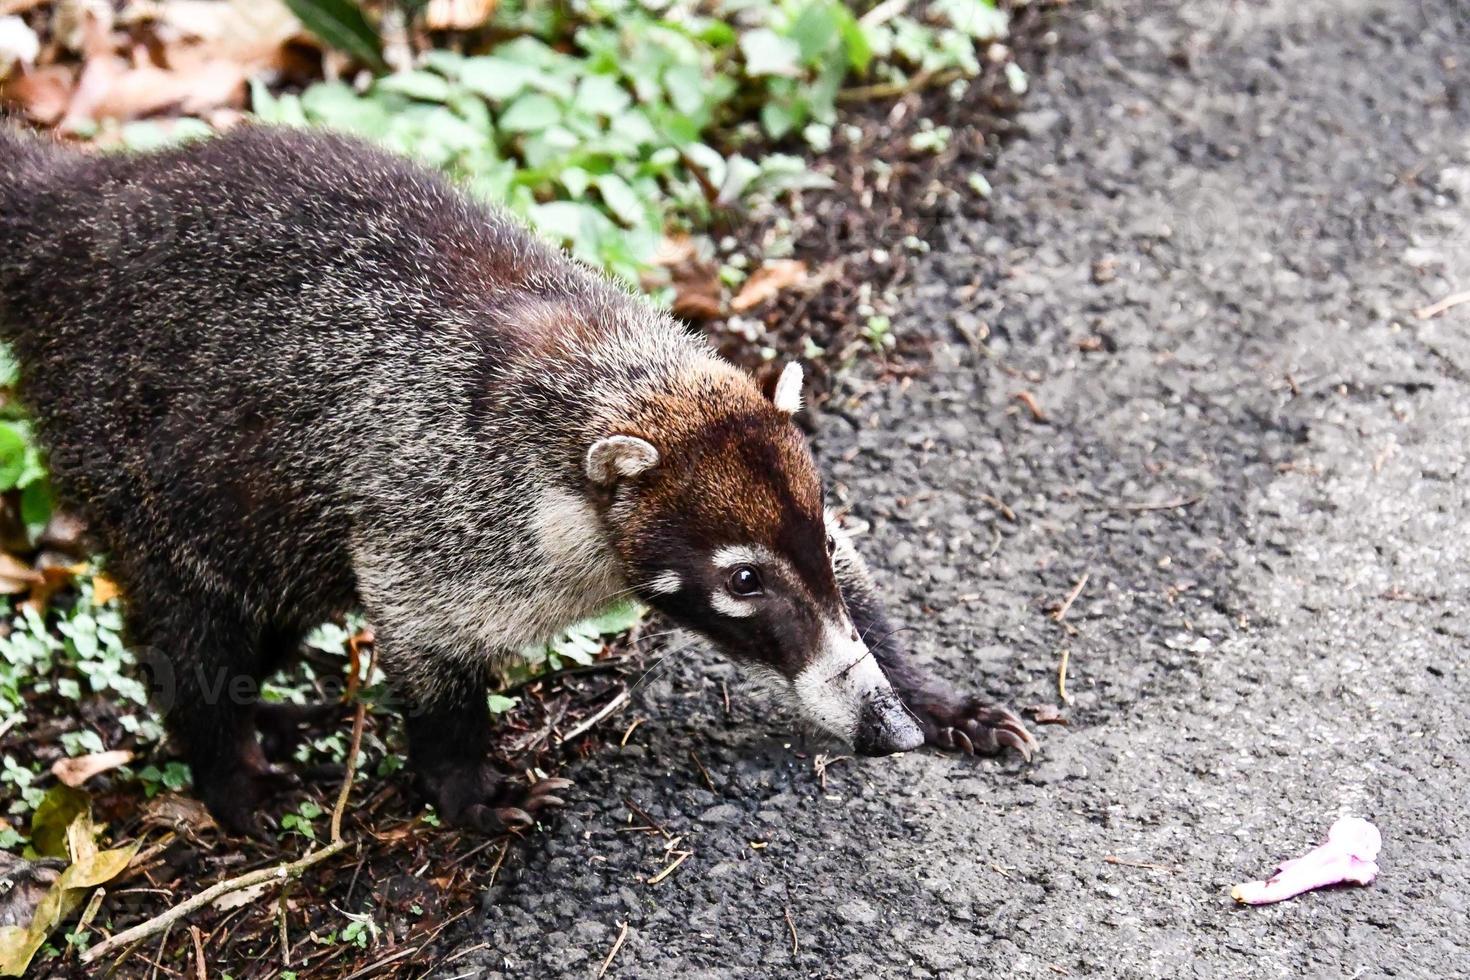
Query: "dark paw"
419 760 573 835
200 768 295 839
928 702 1039 762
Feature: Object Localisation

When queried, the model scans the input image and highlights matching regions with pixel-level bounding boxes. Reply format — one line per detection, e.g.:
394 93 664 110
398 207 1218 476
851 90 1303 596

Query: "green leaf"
299 83 393 137
0 423 29 491
595 174 646 228
498 93 561 133
580 600 644 636
282 0 385 70
739 29 802 77
760 101 798 139
458 57 537 102
374 70 453 103
837 8 873 71
19 480 52 541
250 79 308 126
663 64 710 118
559 166 590 198
29 786 90 860
789 3 842 64
576 74 631 118
487 694 517 714
0 343 17 388
529 200 599 243
0 811 136 977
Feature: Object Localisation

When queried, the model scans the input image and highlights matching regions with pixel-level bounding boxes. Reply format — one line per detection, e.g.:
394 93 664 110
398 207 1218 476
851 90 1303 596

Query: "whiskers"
857 621 918 653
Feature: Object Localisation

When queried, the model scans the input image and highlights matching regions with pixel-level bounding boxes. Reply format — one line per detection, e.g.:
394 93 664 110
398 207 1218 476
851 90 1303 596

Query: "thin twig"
560 687 631 743
338 945 422 980
646 851 691 885
86 841 349 966
1104 855 1183 874
331 703 367 843
84 704 367 966
189 925 206 980
784 906 799 956
1104 496 1201 513
1057 649 1072 706
1415 289 1470 320
688 750 716 792
622 798 670 840
595 921 629 980
1052 572 1089 623
837 67 965 102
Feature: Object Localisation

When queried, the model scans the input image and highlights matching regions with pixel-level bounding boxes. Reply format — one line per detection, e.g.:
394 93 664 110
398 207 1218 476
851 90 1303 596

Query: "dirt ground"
439 0 1470 976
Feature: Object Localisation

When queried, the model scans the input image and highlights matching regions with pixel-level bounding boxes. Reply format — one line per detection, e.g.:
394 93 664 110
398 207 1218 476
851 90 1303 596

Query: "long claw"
496 807 535 827
532 777 574 794
996 728 1034 763
925 700 1039 763
525 794 565 812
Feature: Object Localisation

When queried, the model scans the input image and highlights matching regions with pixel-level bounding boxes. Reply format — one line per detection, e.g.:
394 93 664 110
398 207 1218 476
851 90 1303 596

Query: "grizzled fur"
0 125 1034 835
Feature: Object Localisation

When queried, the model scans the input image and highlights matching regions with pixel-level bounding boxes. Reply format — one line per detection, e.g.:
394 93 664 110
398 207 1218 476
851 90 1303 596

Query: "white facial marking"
711 591 756 618
791 618 893 741
646 570 682 595
711 544 772 569
773 362 804 415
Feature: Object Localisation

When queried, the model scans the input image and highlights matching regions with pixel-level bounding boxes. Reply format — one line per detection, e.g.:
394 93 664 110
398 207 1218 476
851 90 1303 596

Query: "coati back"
0 125 1034 835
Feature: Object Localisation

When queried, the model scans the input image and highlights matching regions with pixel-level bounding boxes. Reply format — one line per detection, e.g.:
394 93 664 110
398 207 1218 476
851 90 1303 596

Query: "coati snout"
0 124 1035 836
586 372 923 755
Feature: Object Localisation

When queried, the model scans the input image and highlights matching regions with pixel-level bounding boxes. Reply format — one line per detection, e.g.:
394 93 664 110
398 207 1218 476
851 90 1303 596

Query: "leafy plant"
284 0 386 71
280 799 324 841
519 599 643 673
254 0 1016 279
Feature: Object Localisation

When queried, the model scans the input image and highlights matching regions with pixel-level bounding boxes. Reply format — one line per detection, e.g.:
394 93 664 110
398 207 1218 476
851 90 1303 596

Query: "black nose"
852 694 925 756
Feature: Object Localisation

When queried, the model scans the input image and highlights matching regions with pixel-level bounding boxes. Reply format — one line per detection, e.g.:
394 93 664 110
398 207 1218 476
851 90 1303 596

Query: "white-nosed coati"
0 125 1036 836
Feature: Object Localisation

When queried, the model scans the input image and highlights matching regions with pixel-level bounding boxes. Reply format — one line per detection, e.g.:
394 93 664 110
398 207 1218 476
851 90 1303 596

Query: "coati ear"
586 435 660 485
772 362 803 415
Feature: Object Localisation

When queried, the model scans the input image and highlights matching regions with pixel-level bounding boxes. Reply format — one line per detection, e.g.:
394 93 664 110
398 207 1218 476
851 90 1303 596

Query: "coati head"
587 360 925 756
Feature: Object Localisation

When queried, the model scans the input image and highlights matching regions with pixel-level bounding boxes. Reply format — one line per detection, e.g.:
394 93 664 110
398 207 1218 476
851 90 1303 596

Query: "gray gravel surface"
443 0 1470 975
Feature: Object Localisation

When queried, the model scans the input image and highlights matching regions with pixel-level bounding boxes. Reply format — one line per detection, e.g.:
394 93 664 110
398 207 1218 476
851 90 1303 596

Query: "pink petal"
1231 818 1381 905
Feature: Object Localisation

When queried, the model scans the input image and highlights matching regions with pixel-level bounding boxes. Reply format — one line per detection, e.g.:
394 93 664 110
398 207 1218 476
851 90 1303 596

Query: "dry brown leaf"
1 64 75 125
144 0 302 66
648 235 723 321
0 13 40 76
50 750 134 788
19 561 87 615
672 282 723 321
730 259 807 313
0 553 42 595
139 794 217 838
0 2 50 19
40 0 298 130
423 0 499 30
1024 704 1068 726
53 0 115 56
37 512 88 557
651 235 698 267
91 573 121 605
60 49 247 131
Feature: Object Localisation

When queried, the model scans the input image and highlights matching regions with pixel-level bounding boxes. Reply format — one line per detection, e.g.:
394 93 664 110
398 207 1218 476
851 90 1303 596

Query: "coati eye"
728 565 763 596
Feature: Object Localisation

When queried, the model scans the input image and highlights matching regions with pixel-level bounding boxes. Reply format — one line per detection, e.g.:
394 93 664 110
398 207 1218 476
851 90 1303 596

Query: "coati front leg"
127 591 289 837
829 521 1039 760
384 655 570 833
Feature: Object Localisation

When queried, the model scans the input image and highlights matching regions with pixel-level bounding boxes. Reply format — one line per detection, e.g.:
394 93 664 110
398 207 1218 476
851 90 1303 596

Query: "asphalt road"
445 0 1470 975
